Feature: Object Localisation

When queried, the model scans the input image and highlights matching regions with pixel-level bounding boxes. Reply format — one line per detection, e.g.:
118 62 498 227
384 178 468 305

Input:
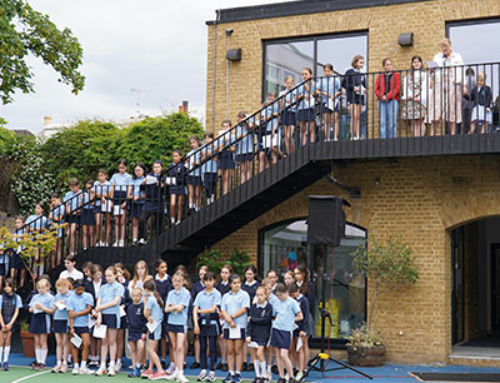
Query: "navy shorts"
74 326 90 334
236 153 253 162
170 186 186 195
101 314 118 329
200 324 219 337
165 324 186 334
53 319 68 334
223 328 246 340
280 111 296 126
12 252 25 270
129 330 145 342
187 176 202 186
219 151 235 170
0 264 8 277
297 108 316 122
129 202 144 218
81 208 96 225
29 313 50 334
66 214 81 225
270 328 292 350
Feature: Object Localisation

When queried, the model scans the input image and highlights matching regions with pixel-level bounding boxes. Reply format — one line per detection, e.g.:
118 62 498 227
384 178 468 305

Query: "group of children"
0 258 314 383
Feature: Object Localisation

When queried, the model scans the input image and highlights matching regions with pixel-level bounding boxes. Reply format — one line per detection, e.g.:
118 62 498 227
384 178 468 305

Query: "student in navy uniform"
0 278 22 371
289 283 310 381
10 216 26 288
68 279 94 375
128 163 147 246
342 55 366 140
154 259 171 369
246 286 273 383
270 284 303 383
51 278 73 373
217 120 236 196
216 264 232 372
186 136 203 213
115 262 132 373
193 271 221 382
140 160 166 238
242 265 261 372
28 278 55 370
127 287 147 378
200 132 219 205
221 274 251 383
167 150 188 226
190 265 207 370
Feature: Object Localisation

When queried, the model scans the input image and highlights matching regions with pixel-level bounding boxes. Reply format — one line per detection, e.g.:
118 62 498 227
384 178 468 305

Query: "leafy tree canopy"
0 0 85 104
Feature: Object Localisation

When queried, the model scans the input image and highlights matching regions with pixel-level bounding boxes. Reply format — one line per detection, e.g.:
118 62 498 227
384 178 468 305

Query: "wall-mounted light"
226 48 242 61
398 33 414 47
374 177 381 186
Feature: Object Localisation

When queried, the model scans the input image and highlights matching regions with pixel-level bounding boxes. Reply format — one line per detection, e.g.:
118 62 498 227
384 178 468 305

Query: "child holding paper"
289 283 309 381
52 278 73 373
246 286 273 383
127 287 147 378
221 274 251 383
143 280 165 380
68 279 94 375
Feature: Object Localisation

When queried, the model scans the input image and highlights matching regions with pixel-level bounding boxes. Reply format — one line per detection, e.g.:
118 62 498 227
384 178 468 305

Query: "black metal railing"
9 62 499 276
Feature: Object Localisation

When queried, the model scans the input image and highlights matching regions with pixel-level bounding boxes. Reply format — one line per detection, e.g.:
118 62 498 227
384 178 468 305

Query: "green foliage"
0 0 85 104
197 248 252 277
197 248 225 275
227 248 251 276
352 235 419 330
0 119 15 151
347 324 384 349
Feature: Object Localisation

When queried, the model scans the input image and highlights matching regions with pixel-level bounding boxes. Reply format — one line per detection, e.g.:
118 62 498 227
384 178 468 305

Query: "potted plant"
347 235 419 366
20 319 35 358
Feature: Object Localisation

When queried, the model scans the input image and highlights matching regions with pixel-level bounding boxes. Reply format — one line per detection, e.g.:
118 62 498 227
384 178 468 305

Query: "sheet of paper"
293 323 299 331
229 326 241 339
247 341 259 349
164 177 177 186
33 307 43 314
146 320 158 333
145 175 158 185
426 61 438 69
262 136 279 149
89 317 96 328
71 334 82 348
119 305 126 317
93 324 107 339
296 336 303 352
55 301 66 311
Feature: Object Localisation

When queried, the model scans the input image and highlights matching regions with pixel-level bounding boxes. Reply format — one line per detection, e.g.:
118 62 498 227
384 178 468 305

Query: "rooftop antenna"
131 88 142 116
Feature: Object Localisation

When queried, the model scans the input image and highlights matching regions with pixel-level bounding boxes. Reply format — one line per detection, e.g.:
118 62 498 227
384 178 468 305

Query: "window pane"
449 21 500 64
316 35 368 75
260 219 366 340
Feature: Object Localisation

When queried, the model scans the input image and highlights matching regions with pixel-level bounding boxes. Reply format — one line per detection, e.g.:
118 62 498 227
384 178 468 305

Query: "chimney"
44 116 52 126
179 101 189 114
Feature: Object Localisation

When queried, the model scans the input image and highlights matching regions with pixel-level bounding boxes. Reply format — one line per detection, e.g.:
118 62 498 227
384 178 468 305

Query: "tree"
0 0 85 104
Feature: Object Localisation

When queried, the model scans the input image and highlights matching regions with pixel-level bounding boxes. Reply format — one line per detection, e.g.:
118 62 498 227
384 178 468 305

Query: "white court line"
11 370 51 383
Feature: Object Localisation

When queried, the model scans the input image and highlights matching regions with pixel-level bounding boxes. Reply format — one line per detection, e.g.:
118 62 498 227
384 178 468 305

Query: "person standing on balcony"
402 56 428 137
110 160 133 247
343 55 366 140
316 64 341 141
375 58 400 139
296 68 316 146
429 38 464 136
186 136 203 213
217 120 236 196
279 76 297 154
141 160 166 237
167 150 188 226
235 111 255 184
470 72 492 134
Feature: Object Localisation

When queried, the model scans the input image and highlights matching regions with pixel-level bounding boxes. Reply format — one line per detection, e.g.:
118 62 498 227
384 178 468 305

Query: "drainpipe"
225 29 234 120
211 11 219 132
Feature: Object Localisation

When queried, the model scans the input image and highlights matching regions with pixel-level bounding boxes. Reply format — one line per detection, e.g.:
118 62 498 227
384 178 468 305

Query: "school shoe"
138 238 146 246
116 360 123 372
80 366 94 375
141 369 155 379
95 365 107 376
60 363 69 373
166 364 176 375
251 378 261 383
35 363 46 371
221 363 228 372
223 373 234 383
72 366 80 375
165 370 178 381
119 239 125 247
190 361 201 369
149 371 167 380
295 372 303 382
197 369 208 381
233 373 241 383
113 241 120 247
271 365 279 375
242 362 248 371
108 366 117 376
52 364 62 373
276 378 286 383
30 361 38 370
206 371 216 382
3 362 9 371
289 377 297 383
177 372 190 383
215 362 223 370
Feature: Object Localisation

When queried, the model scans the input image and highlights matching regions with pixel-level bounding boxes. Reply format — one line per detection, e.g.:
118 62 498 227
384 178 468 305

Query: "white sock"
135 363 141 368
81 361 86 368
74 362 80 369
171 218 175 224
261 360 267 374
40 349 48 364
109 361 115 368
0 347 3 362
35 349 41 364
56 360 62 366
2 346 8 363
254 361 261 377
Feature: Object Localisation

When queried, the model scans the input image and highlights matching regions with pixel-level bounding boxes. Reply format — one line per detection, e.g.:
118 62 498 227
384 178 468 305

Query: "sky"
1 0 294 133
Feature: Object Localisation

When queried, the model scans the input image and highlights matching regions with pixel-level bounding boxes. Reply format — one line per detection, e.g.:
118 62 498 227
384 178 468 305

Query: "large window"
263 33 368 98
259 219 366 343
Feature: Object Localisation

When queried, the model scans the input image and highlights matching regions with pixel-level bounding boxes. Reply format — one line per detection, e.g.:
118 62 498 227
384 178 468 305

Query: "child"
242 265 261 372
127 287 147 378
279 75 297 154
193 271 221 382
221 274 251 383
52 278 73 373
187 136 203 213
64 179 83 255
94 169 112 247
375 58 400 139
284 270 295 287
163 272 191 383
289 283 310 381
85 264 103 367
270 284 303 383
128 163 147 246
129 260 149 292
110 160 133 247
26 202 49 276
296 68 316 147
235 111 254 184
167 150 188 226
0 278 22 371
94 266 125 376
470 72 492 134
259 95 280 172
316 64 341 141
49 193 65 269
82 262 93 283
143 279 166 380
200 132 218 205
115 263 131 372
216 264 232 372
343 55 366 140
10 216 26 288
154 259 171 370
81 180 96 250
141 160 166 237
60 254 84 280
217 120 236 195
246 286 273 383
28 278 55 370
68 279 94 375
190 265 208 370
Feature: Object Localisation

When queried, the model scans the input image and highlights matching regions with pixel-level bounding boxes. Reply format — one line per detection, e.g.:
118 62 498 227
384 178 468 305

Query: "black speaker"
307 196 346 247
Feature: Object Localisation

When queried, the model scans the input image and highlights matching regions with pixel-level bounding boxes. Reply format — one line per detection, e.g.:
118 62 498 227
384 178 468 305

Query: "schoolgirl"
26 201 49 275
0 278 22 371
187 136 203 213
242 265 261 371
94 266 125 376
28 278 54 370
200 132 218 205
10 217 26 288
190 265 208 370
235 111 255 184
193 271 221 382
216 264 232 371
110 160 133 247
154 259 171 368
221 273 251 383
68 279 94 375
283 270 295 287
289 283 310 380
342 55 366 140
85 264 103 367
78 180 95 250
60 254 84 280
246 286 273 383
64 179 83 255
217 120 236 195
316 63 341 141
49 193 65 269
127 287 147 378
141 160 166 238
128 163 147 246
82 262 93 283
115 262 131 373
259 94 281 173
296 67 316 147
51 278 73 373
279 75 297 154
470 72 493 134
293 266 314 362
94 169 112 247
167 150 188 225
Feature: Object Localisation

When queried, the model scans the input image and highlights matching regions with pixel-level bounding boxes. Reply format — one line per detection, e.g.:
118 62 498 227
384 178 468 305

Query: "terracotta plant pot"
20 330 35 358
347 345 386 367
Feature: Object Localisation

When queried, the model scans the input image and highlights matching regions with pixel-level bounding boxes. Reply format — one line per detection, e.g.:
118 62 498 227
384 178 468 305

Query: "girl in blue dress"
93 169 112 247
235 111 255 184
296 68 316 147
143 279 165 380
279 76 297 155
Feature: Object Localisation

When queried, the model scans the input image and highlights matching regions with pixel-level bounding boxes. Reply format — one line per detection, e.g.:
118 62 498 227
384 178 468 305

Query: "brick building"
203 0 500 366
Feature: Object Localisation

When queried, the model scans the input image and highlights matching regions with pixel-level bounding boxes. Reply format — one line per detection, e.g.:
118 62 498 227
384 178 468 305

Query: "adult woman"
428 38 464 136
402 55 428 137
342 55 366 140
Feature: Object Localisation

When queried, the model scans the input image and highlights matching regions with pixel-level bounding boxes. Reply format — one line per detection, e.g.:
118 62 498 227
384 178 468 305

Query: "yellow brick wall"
210 154 500 364
205 0 500 133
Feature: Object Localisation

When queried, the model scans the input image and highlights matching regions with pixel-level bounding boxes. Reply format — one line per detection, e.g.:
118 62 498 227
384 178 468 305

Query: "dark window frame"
261 30 369 101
